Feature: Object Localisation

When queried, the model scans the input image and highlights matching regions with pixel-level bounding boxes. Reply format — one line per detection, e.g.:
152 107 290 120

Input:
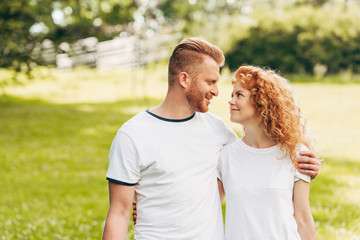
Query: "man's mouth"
205 96 212 104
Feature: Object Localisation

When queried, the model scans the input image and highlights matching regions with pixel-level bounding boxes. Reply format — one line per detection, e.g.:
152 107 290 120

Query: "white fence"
96 36 138 70
53 34 180 71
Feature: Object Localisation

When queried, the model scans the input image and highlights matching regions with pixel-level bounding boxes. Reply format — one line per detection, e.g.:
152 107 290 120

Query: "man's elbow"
103 211 130 240
108 205 132 220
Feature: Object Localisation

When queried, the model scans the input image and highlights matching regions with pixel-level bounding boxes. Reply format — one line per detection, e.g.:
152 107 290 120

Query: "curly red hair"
233 66 310 167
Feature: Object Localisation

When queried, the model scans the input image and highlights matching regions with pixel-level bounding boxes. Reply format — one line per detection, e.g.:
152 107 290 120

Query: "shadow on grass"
0 95 161 239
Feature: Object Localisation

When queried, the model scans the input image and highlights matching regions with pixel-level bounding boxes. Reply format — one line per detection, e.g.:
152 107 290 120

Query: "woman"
218 66 316 239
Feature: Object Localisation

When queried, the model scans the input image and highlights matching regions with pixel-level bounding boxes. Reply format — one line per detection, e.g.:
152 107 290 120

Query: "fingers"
299 150 318 159
297 157 319 168
132 202 137 225
297 155 320 166
297 151 321 180
297 159 320 179
298 168 318 179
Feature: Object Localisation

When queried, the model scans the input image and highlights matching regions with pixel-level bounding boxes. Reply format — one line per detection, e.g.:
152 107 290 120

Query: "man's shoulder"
197 112 238 144
197 112 225 125
120 111 150 132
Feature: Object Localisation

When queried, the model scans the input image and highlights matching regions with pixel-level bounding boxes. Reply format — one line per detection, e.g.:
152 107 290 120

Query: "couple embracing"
103 38 319 240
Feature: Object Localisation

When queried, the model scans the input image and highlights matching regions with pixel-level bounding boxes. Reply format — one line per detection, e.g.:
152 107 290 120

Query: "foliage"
225 4 360 74
0 0 43 73
2 0 360 79
46 0 137 44
0 0 137 77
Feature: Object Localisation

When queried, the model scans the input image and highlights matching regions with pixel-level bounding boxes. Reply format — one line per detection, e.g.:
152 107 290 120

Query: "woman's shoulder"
222 139 242 151
296 144 310 156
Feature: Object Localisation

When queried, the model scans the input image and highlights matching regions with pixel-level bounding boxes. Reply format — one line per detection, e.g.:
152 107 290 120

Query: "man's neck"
149 91 195 120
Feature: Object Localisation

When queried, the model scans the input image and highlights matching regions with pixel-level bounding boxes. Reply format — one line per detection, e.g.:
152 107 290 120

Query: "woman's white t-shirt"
218 138 310 240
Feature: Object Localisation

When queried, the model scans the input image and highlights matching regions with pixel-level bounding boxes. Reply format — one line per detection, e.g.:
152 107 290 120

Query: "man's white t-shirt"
107 110 237 240
218 139 310 240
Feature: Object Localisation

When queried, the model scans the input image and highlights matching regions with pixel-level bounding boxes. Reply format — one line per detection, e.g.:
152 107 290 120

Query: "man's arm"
297 150 320 179
217 178 225 203
102 182 135 240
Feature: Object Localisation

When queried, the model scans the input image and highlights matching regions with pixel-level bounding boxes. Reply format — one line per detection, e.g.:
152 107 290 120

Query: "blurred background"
1 0 360 239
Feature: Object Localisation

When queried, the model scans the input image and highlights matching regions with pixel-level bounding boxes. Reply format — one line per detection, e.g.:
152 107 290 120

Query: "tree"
0 0 137 78
0 0 46 74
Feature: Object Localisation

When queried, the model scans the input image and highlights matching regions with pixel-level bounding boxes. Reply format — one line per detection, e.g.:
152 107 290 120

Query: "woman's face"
228 81 259 125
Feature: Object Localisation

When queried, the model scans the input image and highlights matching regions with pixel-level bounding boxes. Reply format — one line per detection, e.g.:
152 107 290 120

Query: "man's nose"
211 85 219 96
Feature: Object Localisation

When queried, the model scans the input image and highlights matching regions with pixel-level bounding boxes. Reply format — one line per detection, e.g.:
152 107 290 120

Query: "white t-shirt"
218 139 310 240
107 110 238 240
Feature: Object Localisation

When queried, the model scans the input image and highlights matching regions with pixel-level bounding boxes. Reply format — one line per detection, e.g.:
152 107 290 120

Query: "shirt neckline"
238 137 280 153
145 109 196 122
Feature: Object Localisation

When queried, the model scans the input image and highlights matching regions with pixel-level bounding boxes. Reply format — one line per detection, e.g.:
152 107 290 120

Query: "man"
102 38 319 240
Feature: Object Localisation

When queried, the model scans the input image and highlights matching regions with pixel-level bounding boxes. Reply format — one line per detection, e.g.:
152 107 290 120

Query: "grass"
0 96 153 239
1 67 360 239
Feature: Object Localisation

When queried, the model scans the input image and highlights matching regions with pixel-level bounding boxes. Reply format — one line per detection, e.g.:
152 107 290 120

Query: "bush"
225 4 360 74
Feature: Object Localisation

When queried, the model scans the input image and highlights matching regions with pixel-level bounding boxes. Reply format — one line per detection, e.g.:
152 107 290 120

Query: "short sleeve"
294 169 311 183
294 144 311 183
217 155 223 181
106 130 140 185
224 123 238 145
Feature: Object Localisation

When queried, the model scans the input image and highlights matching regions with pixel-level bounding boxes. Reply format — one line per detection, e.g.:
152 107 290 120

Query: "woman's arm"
293 180 316 240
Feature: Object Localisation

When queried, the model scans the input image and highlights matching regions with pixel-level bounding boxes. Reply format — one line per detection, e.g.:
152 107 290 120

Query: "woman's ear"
179 72 190 88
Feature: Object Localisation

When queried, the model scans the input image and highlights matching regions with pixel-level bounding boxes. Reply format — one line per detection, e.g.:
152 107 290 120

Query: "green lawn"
1 68 359 239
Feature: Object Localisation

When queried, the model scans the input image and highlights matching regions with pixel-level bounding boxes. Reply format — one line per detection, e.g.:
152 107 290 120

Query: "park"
1 0 360 239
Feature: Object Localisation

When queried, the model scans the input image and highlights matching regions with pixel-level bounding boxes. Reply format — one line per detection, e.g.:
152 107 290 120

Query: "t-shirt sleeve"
217 147 226 181
106 130 140 185
224 123 238 146
294 144 311 183
294 169 311 183
217 154 222 181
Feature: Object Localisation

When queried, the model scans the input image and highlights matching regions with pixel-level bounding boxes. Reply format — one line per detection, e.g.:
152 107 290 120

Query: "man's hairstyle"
168 38 225 86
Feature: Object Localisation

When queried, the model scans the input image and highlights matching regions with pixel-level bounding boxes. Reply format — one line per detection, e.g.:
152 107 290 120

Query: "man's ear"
179 72 190 88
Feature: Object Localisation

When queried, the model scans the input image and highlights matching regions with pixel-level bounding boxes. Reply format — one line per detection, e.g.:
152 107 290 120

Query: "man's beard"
185 83 208 112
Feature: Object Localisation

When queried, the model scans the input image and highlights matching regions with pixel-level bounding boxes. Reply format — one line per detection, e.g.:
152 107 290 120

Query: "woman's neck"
242 124 277 149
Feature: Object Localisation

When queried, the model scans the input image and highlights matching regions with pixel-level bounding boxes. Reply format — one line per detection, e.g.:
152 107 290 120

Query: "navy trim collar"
146 109 196 122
